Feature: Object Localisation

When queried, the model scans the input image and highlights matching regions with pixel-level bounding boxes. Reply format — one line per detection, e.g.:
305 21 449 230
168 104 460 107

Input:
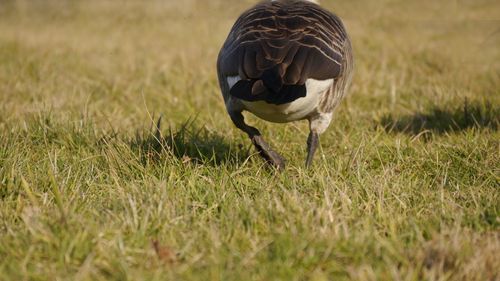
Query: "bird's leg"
229 111 286 170
305 131 319 168
306 114 331 168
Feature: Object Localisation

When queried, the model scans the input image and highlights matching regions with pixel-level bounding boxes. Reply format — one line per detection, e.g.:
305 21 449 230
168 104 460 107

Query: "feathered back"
217 0 351 105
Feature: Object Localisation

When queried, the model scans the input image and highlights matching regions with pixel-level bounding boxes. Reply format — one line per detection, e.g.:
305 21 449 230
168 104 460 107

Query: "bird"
217 0 353 170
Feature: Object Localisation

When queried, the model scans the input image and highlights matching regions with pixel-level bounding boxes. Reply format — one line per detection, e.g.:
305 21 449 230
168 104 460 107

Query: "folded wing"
217 1 349 104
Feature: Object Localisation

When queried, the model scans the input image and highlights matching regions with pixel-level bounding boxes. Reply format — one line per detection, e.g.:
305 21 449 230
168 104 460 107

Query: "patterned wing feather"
218 0 351 104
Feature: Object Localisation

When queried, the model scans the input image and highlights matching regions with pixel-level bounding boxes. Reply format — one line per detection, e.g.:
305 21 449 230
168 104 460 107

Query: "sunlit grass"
0 0 499 280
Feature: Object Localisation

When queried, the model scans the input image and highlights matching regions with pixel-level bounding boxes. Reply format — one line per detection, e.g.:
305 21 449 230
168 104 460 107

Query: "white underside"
227 76 333 123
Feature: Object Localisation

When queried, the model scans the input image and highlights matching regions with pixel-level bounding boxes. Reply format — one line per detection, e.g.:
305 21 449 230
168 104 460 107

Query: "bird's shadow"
379 99 499 137
129 118 249 167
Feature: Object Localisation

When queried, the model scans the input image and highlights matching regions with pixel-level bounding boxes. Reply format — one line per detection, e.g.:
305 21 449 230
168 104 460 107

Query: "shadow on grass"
380 100 499 137
129 118 248 166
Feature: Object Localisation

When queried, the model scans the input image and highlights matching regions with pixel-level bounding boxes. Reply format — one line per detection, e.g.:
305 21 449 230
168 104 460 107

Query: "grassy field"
0 0 499 280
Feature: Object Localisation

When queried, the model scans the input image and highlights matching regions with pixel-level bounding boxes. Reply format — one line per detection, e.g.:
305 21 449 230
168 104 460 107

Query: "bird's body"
217 0 353 169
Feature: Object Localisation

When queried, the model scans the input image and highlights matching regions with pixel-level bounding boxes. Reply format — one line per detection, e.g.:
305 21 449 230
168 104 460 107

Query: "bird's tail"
230 66 306 105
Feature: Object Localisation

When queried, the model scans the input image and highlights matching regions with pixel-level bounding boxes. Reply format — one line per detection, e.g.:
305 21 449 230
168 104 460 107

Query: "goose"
217 0 353 170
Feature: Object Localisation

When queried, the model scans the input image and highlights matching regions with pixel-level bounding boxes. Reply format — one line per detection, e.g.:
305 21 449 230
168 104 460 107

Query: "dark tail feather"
229 66 307 105
260 66 283 94
267 84 306 104
230 80 307 105
230 80 266 102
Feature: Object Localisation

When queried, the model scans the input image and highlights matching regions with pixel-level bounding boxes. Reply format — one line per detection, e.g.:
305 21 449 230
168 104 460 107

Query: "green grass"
0 0 499 280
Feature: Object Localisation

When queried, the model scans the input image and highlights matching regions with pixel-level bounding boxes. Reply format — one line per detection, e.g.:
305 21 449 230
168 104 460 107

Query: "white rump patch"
226 76 242 89
305 78 333 95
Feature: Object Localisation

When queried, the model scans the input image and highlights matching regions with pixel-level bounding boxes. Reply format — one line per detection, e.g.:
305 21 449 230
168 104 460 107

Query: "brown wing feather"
218 0 348 85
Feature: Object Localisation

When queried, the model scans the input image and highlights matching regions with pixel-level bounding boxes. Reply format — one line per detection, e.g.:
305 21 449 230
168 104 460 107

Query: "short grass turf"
0 0 499 280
